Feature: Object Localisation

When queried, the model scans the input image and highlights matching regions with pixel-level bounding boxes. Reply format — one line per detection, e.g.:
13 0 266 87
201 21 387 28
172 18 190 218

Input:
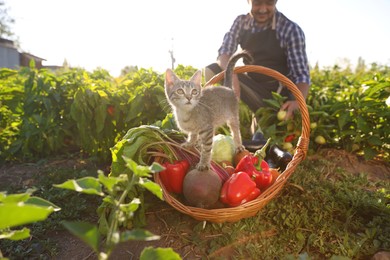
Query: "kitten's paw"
196 163 210 171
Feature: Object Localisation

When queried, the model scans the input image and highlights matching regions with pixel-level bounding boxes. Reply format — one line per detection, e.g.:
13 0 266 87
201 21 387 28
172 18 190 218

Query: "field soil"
1 149 389 259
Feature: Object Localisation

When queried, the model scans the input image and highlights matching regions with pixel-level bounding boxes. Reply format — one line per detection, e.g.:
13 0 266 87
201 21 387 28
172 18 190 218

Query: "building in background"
0 37 45 69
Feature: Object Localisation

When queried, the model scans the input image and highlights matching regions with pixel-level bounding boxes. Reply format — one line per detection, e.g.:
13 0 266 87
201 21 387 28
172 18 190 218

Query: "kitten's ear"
190 70 202 86
165 68 179 87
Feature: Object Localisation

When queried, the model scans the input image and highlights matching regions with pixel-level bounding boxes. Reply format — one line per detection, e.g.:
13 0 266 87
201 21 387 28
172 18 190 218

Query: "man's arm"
297 82 310 100
281 21 311 119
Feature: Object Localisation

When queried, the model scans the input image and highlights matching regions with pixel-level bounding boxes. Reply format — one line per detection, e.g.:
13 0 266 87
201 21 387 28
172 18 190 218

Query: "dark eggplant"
242 140 265 153
242 132 267 152
265 144 293 171
252 132 266 141
266 158 278 169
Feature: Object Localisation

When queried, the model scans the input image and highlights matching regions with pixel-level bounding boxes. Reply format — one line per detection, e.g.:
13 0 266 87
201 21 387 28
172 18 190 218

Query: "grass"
190 157 390 259
1 154 389 259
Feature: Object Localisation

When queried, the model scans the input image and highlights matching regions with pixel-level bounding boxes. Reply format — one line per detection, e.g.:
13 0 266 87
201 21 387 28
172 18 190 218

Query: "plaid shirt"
218 11 310 85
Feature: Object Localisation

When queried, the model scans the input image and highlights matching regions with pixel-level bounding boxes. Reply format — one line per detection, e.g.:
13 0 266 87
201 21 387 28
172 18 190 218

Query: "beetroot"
182 169 222 209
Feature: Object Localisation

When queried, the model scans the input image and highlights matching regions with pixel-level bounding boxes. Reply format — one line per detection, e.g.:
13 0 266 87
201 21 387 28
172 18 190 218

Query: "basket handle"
204 65 310 159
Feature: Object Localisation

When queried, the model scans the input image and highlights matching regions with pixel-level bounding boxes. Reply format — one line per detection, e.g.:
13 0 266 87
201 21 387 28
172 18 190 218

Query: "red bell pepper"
235 155 269 175
220 171 261 207
234 138 274 190
252 169 273 190
107 105 115 116
159 159 190 194
284 134 296 142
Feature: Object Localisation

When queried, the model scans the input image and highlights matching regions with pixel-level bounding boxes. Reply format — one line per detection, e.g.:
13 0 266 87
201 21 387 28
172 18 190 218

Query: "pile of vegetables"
111 125 293 210
219 139 283 207
110 125 229 181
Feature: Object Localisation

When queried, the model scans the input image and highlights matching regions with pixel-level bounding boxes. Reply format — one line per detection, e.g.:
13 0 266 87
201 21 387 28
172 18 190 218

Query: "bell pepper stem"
254 138 271 170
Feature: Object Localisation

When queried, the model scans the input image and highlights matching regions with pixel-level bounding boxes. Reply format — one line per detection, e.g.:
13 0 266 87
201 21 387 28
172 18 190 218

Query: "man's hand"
280 82 309 120
280 100 299 120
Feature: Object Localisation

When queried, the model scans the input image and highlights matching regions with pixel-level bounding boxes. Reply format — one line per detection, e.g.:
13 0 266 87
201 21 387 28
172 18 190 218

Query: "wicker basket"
154 65 310 223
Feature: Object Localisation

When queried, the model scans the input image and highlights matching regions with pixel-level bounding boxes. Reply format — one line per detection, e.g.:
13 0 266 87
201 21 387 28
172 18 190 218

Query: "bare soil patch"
311 148 390 181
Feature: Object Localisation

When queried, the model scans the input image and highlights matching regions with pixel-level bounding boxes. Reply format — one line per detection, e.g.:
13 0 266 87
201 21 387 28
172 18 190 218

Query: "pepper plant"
1 62 388 162
54 158 181 259
254 64 389 160
0 189 60 258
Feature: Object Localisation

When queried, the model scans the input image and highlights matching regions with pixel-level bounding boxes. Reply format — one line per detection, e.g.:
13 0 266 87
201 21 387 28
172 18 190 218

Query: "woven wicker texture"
154 65 310 223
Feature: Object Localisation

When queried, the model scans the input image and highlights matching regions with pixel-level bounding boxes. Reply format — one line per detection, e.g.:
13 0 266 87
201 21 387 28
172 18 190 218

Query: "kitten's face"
165 69 202 109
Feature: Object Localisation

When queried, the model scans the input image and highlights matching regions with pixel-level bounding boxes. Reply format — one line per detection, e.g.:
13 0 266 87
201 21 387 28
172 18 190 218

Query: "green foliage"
54 176 104 196
54 159 174 259
62 221 100 252
140 247 182 260
309 65 390 160
0 66 82 160
255 64 390 160
109 125 185 177
0 190 59 243
172 64 198 80
0 66 169 162
0 161 103 259
0 63 388 162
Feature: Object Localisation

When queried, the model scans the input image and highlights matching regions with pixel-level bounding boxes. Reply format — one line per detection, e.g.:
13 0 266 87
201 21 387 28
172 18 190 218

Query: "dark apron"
239 27 293 108
240 28 289 84
205 26 293 112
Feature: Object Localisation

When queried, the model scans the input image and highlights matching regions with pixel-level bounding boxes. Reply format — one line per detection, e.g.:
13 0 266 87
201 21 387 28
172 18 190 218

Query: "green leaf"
120 229 160 242
342 129 358 136
25 196 61 212
149 162 165 173
98 214 109 235
123 156 152 178
0 228 30 241
337 112 349 130
367 135 382 146
296 231 305 242
110 140 126 177
140 247 182 260
0 193 30 203
363 147 377 160
54 177 104 196
140 179 163 200
102 195 116 205
62 221 100 252
263 99 281 109
120 198 141 213
98 171 121 192
95 100 107 134
0 204 54 229
357 116 370 133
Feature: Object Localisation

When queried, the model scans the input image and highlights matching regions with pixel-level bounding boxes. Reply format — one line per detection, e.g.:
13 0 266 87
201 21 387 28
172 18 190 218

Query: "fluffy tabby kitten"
165 51 252 171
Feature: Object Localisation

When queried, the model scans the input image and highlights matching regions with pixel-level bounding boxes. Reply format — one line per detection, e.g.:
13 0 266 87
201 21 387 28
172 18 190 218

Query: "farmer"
204 0 310 121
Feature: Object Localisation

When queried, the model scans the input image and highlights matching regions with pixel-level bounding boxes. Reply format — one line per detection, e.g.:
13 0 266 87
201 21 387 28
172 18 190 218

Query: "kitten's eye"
191 89 198 95
176 89 184 95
